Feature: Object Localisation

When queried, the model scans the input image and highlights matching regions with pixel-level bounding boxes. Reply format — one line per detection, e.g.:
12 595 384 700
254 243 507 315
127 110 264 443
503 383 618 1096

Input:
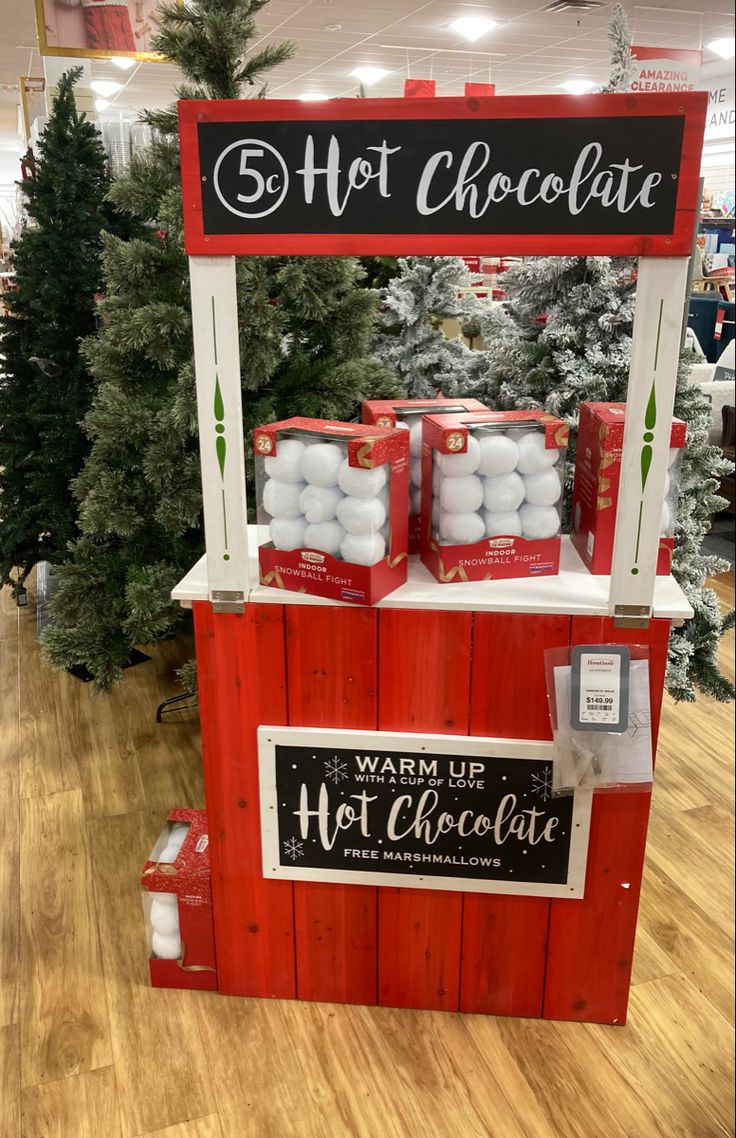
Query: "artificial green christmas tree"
0 69 117 601
43 0 400 690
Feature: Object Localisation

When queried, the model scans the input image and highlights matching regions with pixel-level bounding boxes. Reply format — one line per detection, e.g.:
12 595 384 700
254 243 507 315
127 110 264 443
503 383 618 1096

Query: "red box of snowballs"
254 417 409 605
141 809 218 992
362 397 488 553
421 410 569 582
571 402 686 576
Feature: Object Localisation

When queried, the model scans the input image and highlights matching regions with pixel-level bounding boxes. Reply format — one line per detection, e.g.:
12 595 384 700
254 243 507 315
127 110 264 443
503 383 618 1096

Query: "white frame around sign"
190 252 690 620
257 726 593 899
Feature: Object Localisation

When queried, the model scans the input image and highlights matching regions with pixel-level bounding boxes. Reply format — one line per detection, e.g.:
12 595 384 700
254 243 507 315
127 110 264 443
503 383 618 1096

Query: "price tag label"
570 645 630 733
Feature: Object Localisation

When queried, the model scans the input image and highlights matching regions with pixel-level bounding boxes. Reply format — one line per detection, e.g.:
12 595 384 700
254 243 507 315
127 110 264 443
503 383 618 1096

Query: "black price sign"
179 93 706 257
258 728 592 898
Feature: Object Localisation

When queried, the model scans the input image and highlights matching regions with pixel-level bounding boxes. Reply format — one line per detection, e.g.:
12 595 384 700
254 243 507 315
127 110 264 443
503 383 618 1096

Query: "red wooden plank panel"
194 601 295 998
376 609 472 1011
461 612 570 1017
285 606 379 1005
542 615 670 1024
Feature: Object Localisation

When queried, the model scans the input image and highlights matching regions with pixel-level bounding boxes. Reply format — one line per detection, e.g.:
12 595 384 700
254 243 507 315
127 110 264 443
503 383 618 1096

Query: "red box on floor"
421 410 569 582
141 808 218 991
571 403 686 576
362 398 488 552
254 417 409 605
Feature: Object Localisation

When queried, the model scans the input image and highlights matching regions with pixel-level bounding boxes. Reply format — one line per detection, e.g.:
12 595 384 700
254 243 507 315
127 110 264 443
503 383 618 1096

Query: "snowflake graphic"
324 755 349 784
531 766 553 801
283 837 304 861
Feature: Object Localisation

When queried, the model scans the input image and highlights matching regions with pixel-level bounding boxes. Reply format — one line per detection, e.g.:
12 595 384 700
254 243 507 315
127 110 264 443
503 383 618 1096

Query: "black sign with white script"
261 740 589 896
197 114 684 236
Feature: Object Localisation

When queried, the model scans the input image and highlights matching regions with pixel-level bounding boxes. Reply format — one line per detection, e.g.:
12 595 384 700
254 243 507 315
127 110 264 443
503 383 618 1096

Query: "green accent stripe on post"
653 298 664 371
634 500 644 564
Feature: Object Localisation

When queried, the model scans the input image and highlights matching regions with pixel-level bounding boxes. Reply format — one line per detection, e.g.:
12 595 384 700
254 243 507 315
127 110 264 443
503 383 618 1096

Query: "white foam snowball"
408 419 423 457
410 458 422 488
431 499 441 531
304 521 345 557
523 467 562 507
337 459 388 498
506 427 530 444
157 843 179 863
150 897 180 937
519 503 560 539
515 431 559 475
483 472 525 512
437 434 481 477
484 510 522 537
264 438 305 483
410 487 422 516
298 484 343 523
300 442 344 487
661 500 672 536
262 479 305 519
270 517 308 551
336 496 386 535
432 462 442 494
151 930 181 960
340 531 386 566
440 474 483 514
395 421 409 433
477 434 519 477
439 511 486 545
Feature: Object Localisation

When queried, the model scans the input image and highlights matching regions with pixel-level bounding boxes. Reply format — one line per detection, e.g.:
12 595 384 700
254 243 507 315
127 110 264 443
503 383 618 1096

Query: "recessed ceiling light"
708 37 735 60
299 93 329 101
111 57 136 71
94 98 110 111
561 79 596 95
350 66 390 86
90 80 123 97
449 16 497 42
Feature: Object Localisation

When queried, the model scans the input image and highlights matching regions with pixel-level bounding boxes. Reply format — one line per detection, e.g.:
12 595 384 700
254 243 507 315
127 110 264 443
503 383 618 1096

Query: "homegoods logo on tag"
488 538 515 548
302 551 325 564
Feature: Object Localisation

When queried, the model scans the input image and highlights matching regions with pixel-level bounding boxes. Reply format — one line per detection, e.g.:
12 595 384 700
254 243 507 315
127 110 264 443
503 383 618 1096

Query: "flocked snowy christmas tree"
373 256 486 397
42 0 399 690
0 69 122 602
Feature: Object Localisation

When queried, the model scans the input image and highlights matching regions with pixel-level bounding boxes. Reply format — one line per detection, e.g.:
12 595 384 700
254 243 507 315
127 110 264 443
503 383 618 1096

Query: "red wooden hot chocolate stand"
171 90 706 1024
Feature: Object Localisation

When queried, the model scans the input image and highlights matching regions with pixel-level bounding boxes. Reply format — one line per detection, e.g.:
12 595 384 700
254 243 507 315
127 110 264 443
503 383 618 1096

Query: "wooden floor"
0 576 733 1138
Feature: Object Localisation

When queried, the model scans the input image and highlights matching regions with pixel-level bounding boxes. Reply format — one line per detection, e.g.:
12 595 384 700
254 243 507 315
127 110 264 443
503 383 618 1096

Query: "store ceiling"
0 0 734 192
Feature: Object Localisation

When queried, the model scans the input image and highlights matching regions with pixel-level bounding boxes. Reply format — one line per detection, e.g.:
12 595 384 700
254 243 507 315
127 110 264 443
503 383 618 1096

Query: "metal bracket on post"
613 604 651 630
211 590 246 615
608 256 691 622
189 255 251 614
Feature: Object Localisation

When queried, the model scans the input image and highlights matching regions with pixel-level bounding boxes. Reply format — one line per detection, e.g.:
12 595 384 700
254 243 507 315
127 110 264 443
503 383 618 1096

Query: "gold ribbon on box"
554 425 569 447
597 496 614 510
260 569 286 589
386 551 408 569
261 571 306 593
177 940 217 974
143 862 178 878
600 449 618 472
429 541 469 582
356 438 378 468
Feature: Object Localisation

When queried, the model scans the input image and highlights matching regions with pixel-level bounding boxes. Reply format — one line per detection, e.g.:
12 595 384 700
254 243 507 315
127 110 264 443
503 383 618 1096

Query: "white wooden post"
609 256 690 621
189 255 250 611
